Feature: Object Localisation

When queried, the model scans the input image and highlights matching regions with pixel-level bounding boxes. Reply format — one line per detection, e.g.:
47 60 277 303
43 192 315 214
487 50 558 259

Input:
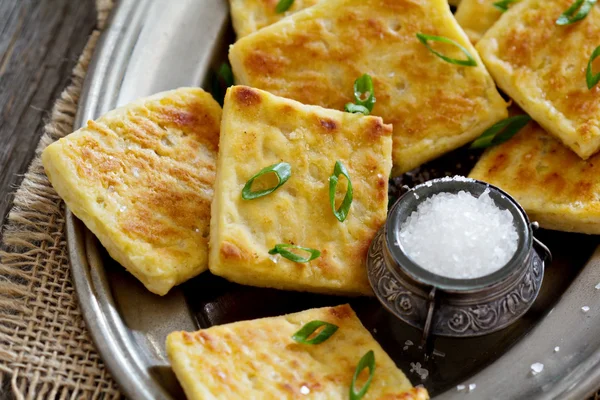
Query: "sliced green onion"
470 115 531 149
353 74 376 112
276 0 294 13
556 0 597 25
218 63 234 87
587 45 600 89
292 321 338 344
210 62 234 106
350 350 376 400
345 74 376 114
416 33 477 67
329 161 353 222
345 103 371 115
241 162 291 200
493 0 519 11
268 244 321 263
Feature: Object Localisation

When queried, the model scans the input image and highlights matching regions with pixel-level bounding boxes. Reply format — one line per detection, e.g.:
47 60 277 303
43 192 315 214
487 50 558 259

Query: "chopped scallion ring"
345 74 376 114
218 63 234 87
241 162 291 200
556 0 597 25
291 321 338 344
416 33 477 67
493 0 519 12
268 244 321 263
345 103 371 115
210 63 234 106
470 115 531 149
329 161 353 222
354 74 376 112
587 45 600 89
276 0 294 13
350 350 376 400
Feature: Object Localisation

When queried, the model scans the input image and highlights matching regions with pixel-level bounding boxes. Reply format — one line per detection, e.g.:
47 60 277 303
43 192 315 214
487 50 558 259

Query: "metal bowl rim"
385 178 533 292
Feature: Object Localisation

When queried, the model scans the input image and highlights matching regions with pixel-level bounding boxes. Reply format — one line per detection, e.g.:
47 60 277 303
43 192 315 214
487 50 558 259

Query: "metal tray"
68 0 600 398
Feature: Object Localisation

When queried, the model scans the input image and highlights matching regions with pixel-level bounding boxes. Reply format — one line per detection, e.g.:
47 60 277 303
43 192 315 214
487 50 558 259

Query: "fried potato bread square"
229 0 507 176
470 119 600 234
42 88 221 295
455 0 502 43
229 0 321 38
476 0 600 159
209 86 392 295
166 304 429 400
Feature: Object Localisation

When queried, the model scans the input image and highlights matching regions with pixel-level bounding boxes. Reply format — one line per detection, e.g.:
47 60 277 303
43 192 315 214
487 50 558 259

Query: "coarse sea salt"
409 362 429 381
531 363 544 375
399 190 518 279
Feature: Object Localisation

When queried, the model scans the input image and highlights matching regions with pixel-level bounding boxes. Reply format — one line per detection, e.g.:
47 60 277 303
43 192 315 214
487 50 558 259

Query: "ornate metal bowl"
367 177 552 342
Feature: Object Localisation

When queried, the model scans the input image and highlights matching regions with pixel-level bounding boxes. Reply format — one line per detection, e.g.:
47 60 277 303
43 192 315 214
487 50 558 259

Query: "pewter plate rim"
67 1 600 399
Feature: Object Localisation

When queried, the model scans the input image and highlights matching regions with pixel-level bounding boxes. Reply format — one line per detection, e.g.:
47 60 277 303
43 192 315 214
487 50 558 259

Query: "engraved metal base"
367 228 546 338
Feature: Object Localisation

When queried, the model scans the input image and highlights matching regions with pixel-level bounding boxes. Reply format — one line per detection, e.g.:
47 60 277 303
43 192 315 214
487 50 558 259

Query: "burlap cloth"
0 0 121 398
1 1 600 399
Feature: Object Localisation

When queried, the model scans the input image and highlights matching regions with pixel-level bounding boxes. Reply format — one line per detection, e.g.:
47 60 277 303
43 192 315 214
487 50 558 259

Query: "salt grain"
595 282 600 290
399 189 518 279
582 306 590 313
554 346 560 352
409 362 429 381
300 386 310 395
531 363 544 375
132 167 140 178
468 383 476 392
433 349 446 358
456 384 466 391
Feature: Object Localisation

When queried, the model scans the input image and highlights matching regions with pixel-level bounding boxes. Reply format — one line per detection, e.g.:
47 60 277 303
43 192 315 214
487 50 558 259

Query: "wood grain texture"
0 0 97 229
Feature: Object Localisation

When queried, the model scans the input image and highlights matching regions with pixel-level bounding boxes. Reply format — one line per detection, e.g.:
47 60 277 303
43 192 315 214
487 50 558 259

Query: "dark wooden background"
0 0 97 232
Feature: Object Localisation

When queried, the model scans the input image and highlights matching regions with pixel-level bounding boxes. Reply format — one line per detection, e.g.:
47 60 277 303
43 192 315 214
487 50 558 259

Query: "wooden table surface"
0 0 97 231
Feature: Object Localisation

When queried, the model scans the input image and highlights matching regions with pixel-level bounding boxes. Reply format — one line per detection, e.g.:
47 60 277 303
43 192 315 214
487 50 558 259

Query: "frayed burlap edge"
0 1 121 399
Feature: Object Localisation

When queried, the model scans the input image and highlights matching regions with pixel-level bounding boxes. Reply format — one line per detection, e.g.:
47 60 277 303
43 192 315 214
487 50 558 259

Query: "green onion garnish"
416 33 477 67
587 45 600 89
276 0 294 13
210 62 234 106
241 162 291 200
470 115 531 149
350 350 376 400
218 63 234 87
344 103 371 115
329 161 353 222
345 74 376 115
556 0 597 25
493 0 519 11
291 321 338 344
354 74 376 112
268 244 321 263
